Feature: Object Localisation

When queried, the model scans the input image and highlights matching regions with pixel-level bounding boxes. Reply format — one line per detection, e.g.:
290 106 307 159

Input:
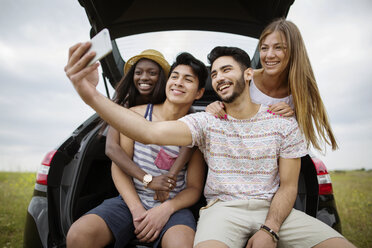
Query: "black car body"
23 0 341 247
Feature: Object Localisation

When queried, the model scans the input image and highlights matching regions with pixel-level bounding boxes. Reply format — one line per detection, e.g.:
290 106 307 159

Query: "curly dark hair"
208 46 251 71
170 52 208 89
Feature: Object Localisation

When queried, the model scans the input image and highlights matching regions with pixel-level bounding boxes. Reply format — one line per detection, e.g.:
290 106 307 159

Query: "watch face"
144 174 152 183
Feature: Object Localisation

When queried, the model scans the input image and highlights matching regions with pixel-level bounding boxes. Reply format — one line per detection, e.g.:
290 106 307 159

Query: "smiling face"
260 31 289 77
133 59 161 96
210 56 246 103
165 64 204 105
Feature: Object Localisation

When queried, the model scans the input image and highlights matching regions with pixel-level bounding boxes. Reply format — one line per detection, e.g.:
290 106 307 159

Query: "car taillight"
312 157 333 195
36 150 57 185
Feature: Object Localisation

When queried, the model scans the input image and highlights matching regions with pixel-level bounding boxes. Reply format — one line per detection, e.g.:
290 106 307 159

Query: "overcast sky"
0 0 371 172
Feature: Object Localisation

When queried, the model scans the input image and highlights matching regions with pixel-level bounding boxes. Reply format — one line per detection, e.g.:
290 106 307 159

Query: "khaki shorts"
194 199 343 248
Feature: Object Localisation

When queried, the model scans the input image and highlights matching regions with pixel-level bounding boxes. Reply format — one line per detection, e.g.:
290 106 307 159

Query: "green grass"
330 170 372 248
0 170 371 247
0 172 36 248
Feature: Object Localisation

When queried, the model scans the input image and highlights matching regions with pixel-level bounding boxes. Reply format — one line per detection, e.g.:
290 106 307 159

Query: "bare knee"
161 225 195 248
66 214 113 248
313 237 356 248
66 221 91 248
194 240 229 248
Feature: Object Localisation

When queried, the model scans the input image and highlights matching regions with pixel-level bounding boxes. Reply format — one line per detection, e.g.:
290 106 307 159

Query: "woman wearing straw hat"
117 49 170 109
66 51 207 248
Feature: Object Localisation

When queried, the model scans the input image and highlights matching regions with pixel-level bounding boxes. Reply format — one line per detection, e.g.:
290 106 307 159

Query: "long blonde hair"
259 18 338 151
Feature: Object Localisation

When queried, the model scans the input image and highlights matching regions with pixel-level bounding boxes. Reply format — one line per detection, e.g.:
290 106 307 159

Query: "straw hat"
124 49 170 77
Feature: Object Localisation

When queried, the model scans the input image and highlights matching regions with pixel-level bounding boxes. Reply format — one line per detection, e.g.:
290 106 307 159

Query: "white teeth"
220 85 229 90
139 83 151 87
219 85 230 91
172 89 183 94
266 61 279 66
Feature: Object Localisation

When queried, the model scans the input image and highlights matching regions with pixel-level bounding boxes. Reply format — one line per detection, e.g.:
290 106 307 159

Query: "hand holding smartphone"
86 28 113 66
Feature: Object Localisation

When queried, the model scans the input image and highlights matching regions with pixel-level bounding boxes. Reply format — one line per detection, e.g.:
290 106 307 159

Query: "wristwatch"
142 174 153 188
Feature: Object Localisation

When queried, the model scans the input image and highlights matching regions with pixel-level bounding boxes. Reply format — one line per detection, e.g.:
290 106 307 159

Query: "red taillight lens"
311 157 333 195
318 181 333 195
36 150 57 185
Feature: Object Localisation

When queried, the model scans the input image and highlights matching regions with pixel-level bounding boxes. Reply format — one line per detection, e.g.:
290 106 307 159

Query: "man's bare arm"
65 42 192 146
246 157 300 248
87 90 192 146
264 157 300 232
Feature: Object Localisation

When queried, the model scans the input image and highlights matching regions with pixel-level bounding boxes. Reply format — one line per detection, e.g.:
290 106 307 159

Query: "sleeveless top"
132 104 187 209
250 78 294 109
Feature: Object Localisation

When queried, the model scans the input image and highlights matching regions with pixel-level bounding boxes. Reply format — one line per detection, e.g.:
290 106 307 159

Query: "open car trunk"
47 116 319 247
47 0 331 247
78 0 295 88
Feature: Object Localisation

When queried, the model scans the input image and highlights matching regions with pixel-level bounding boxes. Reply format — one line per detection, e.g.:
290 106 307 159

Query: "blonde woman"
206 18 337 151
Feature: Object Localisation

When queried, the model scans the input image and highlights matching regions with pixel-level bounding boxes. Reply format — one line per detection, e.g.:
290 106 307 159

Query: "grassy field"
330 170 372 248
0 172 35 248
0 170 371 248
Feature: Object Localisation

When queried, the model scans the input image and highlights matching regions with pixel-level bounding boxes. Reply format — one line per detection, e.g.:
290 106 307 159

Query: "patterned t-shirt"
179 105 307 203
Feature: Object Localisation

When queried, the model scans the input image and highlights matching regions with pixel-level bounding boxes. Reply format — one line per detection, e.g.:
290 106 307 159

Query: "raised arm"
65 42 192 146
247 157 300 248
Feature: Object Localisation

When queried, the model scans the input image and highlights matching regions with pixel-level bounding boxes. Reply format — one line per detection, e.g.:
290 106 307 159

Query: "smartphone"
86 28 113 66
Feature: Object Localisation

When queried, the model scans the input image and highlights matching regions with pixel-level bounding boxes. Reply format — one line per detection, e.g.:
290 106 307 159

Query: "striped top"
179 105 307 203
133 104 186 209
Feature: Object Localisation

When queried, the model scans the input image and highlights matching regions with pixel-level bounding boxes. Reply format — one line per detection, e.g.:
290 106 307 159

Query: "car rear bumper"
23 195 48 248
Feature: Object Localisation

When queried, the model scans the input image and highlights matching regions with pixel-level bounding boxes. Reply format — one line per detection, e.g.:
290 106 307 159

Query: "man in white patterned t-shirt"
66 44 354 248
